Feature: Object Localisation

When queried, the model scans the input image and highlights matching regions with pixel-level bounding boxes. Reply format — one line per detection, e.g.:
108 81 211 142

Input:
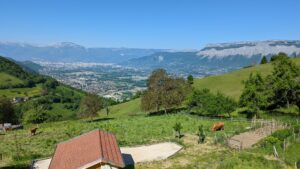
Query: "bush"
272 128 293 141
173 122 183 138
263 136 281 146
188 89 237 117
23 109 50 124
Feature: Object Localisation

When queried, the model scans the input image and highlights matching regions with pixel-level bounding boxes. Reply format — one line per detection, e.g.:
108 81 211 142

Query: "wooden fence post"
273 145 279 158
283 139 286 152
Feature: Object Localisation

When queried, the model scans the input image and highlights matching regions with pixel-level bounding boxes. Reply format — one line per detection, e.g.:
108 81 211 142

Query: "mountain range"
1 40 300 77
0 42 167 63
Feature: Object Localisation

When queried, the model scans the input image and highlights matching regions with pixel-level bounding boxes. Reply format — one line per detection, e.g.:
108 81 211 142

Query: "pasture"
0 72 24 88
0 84 42 98
0 113 250 168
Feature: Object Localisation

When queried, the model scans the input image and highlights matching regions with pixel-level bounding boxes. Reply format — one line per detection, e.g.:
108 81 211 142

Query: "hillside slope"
0 56 86 122
194 58 300 100
105 58 300 117
0 72 24 87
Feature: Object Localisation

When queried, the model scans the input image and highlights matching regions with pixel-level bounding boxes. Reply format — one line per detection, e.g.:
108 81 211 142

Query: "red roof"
49 129 125 169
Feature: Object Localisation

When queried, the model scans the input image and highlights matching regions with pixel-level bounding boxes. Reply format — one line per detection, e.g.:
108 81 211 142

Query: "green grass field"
2 112 299 169
0 113 250 168
0 84 42 98
99 98 144 118
0 72 24 87
193 58 300 100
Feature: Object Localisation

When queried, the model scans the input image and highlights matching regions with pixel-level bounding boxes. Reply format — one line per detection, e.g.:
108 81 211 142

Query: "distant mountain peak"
50 42 84 48
198 40 300 59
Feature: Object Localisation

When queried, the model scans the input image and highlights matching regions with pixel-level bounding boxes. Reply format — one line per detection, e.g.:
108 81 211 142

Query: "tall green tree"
0 97 15 124
239 73 268 116
141 69 168 112
141 69 189 113
78 94 102 120
260 56 268 64
270 56 300 108
187 75 194 85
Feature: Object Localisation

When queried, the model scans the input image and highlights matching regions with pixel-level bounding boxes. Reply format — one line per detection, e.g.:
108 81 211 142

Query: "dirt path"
228 123 283 149
121 142 182 165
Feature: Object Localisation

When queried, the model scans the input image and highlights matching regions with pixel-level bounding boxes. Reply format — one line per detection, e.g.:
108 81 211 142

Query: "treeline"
241 53 300 116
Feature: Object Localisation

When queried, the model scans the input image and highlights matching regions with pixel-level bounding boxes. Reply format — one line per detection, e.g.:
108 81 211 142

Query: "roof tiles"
49 129 125 169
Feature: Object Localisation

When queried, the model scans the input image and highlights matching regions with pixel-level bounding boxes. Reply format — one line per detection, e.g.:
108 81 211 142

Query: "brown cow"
212 122 224 132
29 127 38 136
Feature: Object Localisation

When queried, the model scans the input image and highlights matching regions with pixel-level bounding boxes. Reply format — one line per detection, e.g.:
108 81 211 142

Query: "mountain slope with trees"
103 57 300 117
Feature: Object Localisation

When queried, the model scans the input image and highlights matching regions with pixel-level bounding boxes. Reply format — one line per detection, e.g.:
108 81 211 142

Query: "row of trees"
241 53 300 116
260 52 290 64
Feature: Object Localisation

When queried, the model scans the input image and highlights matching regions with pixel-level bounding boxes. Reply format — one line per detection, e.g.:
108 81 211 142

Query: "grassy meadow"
2 112 299 169
0 72 24 88
0 84 43 98
1 113 251 168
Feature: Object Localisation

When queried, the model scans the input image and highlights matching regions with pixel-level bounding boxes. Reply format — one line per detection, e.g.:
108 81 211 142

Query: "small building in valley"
48 129 125 169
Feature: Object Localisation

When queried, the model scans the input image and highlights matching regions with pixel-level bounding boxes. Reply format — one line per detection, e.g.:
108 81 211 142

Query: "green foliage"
187 74 194 84
78 94 102 119
239 73 268 116
23 109 50 124
269 55 300 108
0 56 46 89
188 89 237 116
44 79 59 89
293 124 300 134
262 136 281 146
270 52 288 62
217 152 282 169
272 128 293 141
141 69 190 113
260 56 268 64
173 122 183 138
0 96 15 123
283 140 300 166
240 55 300 115
197 125 206 143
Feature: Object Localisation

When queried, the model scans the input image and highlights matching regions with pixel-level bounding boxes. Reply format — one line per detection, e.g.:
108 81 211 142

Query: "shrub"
197 125 206 143
293 124 300 134
272 128 293 141
23 109 50 124
263 136 281 146
173 122 183 138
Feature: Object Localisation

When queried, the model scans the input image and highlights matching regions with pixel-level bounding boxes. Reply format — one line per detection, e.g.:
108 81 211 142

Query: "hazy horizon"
1 0 300 49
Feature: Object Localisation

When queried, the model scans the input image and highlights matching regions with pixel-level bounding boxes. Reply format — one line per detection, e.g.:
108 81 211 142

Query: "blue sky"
0 0 300 49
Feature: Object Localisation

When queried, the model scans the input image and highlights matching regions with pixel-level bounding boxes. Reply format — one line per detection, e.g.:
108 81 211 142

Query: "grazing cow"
212 122 224 132
30 127 38 136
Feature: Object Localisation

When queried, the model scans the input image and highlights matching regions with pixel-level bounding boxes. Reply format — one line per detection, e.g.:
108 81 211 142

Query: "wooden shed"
48 129 125 169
